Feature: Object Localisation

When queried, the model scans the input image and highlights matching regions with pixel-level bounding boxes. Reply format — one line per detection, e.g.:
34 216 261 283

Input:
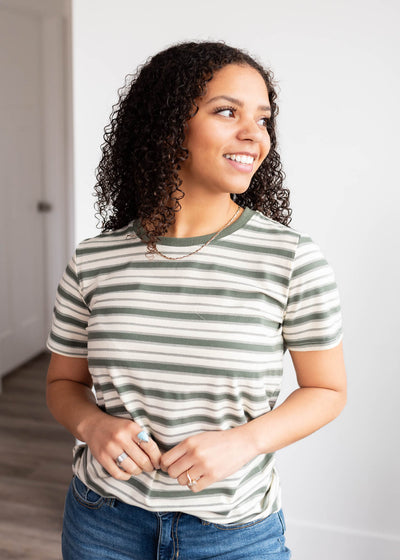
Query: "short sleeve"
46 251 90 357
282 234 343 351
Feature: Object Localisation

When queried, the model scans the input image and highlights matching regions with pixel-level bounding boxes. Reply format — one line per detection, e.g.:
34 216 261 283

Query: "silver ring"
186 471 198 488
116 452 128 467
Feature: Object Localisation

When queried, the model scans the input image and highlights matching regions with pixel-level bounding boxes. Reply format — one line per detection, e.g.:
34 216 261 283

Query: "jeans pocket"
71 475 107 510
202 514 270 531
277 509 286 534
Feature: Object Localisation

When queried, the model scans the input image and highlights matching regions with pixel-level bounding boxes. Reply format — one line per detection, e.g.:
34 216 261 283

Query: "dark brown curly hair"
94 40 291 257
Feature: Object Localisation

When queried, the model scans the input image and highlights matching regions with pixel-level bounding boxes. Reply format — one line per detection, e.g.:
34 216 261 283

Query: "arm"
161 342 347 491
242 340 347 454
46 352 162 480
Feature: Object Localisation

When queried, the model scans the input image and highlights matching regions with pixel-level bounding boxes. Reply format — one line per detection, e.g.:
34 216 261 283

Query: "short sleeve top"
47 206 343 524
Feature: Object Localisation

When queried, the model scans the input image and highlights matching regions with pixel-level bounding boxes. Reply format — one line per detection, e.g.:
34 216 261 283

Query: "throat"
162 205 243 238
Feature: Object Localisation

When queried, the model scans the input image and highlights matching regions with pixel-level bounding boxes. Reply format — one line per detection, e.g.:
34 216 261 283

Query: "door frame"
40 0 75 327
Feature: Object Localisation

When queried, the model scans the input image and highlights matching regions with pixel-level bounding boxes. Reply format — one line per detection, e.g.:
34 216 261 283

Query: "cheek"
264 132 271 149
255 140 271 172
261 137 271 159
186 133 221 164
189 120 226 149
185 128 209 157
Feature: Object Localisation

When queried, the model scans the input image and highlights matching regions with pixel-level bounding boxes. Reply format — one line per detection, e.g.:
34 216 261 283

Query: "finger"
115 454 142 477
164 452 194 479
177 468 202 488
134 434 162 470
123 440 155 472
103 456 136 481
186 475 209 493
128 426 162 470
160 443 187 472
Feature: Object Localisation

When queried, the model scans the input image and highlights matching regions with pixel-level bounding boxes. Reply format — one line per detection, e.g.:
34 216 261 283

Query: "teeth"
224 154 254 164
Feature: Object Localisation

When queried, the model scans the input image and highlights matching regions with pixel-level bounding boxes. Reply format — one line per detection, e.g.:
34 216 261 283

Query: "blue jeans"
62 476 291 559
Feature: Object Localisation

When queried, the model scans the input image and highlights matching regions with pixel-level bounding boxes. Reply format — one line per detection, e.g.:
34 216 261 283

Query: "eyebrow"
205 95 271 113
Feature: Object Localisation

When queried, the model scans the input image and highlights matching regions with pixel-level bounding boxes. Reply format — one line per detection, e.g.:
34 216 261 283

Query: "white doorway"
0 0 72 385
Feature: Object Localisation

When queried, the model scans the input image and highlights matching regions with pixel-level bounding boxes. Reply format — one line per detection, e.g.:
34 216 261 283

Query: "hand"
82 413 162 481
160 425 259 492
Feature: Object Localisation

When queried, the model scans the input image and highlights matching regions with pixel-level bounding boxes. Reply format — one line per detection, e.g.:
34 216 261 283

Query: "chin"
230 183 252 195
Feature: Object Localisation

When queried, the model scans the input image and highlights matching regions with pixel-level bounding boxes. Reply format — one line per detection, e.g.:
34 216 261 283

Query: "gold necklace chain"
151 206 243 261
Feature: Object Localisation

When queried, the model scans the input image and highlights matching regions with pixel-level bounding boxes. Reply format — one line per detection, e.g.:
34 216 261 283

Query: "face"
178 64 271 199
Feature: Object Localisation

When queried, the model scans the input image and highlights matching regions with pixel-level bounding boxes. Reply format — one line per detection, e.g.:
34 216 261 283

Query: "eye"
257 116 270 128
214 106 237 118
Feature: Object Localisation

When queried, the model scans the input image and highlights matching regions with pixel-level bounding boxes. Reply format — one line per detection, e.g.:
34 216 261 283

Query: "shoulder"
75 222 133 257
71 222 135 279
245 211 332 273
246 209 313 252
248 210 299 238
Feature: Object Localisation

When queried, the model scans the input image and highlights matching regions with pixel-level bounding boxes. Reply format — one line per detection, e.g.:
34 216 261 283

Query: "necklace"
151 206 243 261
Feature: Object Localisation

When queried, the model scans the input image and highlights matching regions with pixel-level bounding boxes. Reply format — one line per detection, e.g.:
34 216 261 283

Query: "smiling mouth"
223 153 255 165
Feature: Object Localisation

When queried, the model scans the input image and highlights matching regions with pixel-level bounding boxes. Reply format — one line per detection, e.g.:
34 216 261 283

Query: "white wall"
72 1 400 558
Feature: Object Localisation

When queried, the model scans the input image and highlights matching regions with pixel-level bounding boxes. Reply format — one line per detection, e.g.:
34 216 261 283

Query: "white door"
0 8 47 377
0 0 70 382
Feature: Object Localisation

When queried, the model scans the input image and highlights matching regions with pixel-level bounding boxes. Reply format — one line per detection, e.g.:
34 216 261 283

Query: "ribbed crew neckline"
131 206 255 247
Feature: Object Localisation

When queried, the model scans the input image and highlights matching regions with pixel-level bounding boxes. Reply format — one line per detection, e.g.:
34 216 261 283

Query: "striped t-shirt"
47 206 343 524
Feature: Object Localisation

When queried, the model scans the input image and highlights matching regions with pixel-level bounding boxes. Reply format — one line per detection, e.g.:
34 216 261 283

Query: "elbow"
332 387 347 419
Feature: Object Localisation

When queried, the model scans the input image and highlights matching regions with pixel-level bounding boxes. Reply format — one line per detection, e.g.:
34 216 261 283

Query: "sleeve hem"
46 342 88 359
285 332 343 352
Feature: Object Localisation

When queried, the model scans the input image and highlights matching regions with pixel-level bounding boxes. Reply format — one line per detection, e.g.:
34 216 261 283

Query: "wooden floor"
0 352 74 560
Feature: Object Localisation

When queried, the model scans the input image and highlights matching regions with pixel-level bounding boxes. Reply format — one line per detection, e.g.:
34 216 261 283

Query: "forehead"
202 64 269 100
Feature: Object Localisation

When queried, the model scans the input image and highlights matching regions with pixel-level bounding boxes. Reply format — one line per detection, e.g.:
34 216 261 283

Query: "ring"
186 470 198 488
116 452 128 467
137 430 150 443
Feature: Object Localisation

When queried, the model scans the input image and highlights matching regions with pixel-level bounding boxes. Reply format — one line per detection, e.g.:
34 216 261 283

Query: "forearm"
242 386 346 456
46 353 163 478
46 379 106 442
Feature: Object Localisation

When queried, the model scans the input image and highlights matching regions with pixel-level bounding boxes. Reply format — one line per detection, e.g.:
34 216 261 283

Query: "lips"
223 154 255 173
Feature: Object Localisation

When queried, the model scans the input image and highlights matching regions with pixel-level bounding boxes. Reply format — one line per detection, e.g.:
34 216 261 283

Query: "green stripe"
297 234 313 245
101 406 247 427
217 238 296 259
95 379 270 402
86 283 285 310
285 331 342 348
286 283 337 306
292 258 328 278
243 221 298 241
57 285 88 310
284 305 341 327
87 331 282 353
65 263 78 282
89 358 282 379
77 241 134 256
49 332 87 349
78 260 290 288
90 306 279 328
54 308 88 329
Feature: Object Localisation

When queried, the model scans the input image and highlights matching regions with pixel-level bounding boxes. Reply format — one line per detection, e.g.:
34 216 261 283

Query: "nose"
236 116 266 143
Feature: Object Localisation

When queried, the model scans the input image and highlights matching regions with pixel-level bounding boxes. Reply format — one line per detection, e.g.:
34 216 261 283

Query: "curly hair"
94 40 291 257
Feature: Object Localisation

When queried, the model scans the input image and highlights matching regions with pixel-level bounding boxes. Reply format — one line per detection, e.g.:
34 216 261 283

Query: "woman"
46 41 347 559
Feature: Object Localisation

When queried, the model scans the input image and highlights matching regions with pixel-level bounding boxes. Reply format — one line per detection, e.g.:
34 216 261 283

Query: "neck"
161 197 241 238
